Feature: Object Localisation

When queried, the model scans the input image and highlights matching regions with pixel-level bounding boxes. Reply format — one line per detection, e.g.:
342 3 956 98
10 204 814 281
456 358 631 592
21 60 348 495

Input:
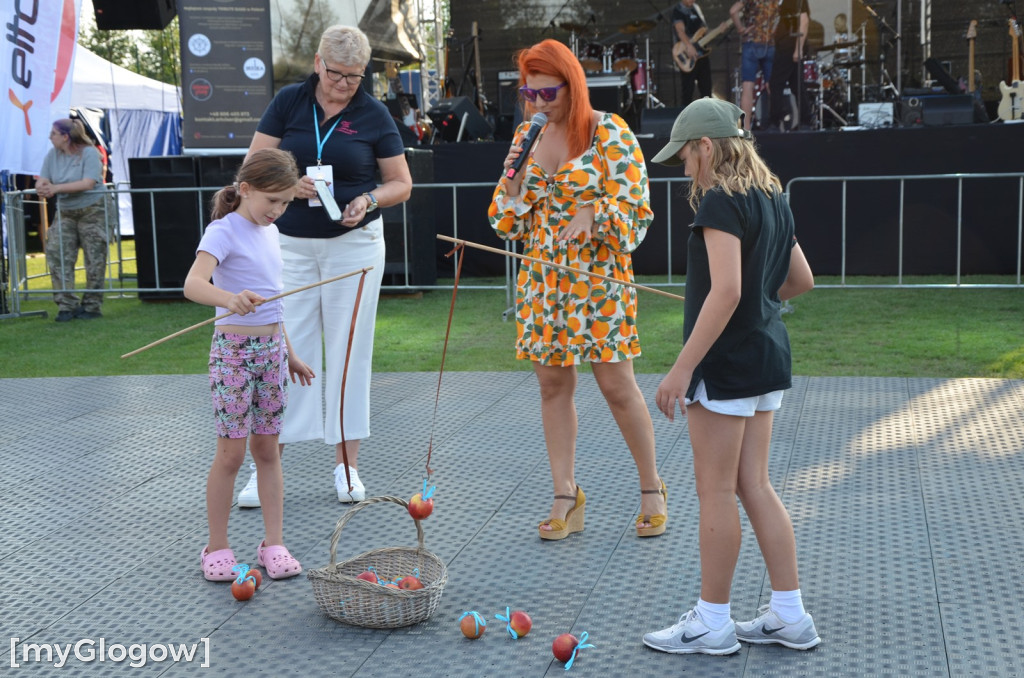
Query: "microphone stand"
858 0 901 101
543 0 574 35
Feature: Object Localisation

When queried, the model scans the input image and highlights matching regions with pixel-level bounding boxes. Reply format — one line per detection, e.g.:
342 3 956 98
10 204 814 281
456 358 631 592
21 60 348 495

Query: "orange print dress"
488 112 653 366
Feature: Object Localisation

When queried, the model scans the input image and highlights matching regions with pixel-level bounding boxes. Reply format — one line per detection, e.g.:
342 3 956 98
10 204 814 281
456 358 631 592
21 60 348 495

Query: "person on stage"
488 39 666 541
767 0 810 131
642 98 817 655
244 25 412 506
673 0 714 107
729 0 779 130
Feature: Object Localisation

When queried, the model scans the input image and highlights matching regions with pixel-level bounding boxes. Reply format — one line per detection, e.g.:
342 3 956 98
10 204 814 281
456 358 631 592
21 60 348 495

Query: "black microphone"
505 112 547 179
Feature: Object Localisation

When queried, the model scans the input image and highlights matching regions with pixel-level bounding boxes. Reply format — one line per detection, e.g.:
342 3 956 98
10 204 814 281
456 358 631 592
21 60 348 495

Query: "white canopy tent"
69 46 182 235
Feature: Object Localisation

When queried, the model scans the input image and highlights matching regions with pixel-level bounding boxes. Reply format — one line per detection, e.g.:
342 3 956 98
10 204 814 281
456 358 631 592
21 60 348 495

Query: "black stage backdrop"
428 123 1024 278
448 0 1016 132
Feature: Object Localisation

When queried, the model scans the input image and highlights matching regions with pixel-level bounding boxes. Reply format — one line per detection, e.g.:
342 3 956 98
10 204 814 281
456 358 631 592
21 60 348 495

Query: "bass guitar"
997 18 1023 121
672 20 734 73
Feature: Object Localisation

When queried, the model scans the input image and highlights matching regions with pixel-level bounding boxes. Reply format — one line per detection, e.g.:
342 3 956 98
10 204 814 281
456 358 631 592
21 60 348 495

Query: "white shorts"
684 379 784 417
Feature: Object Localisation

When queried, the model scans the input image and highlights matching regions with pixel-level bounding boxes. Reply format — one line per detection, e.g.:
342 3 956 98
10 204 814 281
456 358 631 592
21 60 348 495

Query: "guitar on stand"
672 20 733 72
998 17 1023 121
965 20 981 103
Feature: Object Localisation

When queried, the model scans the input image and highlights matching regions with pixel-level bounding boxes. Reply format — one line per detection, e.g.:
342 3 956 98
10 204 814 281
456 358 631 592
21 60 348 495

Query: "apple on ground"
231 578 256 601
460 614 486 639
509 610 532 638
552 633 578 663
407 493 434 520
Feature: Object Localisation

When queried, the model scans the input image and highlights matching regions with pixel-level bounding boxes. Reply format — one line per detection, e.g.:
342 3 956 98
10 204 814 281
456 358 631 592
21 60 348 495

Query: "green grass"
3 245 1023 379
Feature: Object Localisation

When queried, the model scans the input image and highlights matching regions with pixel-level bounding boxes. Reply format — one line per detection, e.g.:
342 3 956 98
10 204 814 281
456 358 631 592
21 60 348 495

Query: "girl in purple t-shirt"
184 148 315 582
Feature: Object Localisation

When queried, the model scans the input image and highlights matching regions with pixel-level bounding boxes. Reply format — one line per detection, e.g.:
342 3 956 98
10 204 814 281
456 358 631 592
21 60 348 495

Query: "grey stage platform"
2 373 1022 676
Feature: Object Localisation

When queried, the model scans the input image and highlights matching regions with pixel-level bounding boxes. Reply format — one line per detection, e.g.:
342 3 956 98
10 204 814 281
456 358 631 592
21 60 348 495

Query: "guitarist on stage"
673 0 714 107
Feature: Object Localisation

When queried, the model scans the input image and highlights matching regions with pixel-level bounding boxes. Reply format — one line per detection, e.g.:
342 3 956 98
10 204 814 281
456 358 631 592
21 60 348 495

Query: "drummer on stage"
673 0 714 107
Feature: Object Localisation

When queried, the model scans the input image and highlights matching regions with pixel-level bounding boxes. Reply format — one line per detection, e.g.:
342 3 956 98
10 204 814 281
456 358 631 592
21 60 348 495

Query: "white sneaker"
334 464 365 503
237 463 260 508
735 605 821 650
643 609 740 655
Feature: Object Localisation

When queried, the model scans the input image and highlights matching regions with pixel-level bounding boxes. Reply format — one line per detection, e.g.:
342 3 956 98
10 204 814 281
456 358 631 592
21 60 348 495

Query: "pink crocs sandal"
200 546 238 581
256 541 302 580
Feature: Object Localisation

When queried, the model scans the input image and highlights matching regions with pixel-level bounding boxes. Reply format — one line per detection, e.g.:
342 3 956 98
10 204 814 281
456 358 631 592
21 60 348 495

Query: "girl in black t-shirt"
641 98 818 656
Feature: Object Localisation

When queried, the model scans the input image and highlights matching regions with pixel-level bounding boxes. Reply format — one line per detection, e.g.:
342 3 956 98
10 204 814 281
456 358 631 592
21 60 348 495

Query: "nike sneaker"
642 608 741 655
735 605 821 650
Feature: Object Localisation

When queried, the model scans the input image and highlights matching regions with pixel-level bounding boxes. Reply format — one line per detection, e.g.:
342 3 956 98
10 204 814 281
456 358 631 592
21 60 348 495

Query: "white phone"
314 178 342 221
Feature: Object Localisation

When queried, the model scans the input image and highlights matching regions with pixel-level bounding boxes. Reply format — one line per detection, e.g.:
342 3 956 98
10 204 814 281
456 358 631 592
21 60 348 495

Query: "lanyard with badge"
308 103 341 209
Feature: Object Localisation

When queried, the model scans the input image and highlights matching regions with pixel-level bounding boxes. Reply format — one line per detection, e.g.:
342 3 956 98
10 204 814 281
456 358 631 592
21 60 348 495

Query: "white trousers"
278 220 385 445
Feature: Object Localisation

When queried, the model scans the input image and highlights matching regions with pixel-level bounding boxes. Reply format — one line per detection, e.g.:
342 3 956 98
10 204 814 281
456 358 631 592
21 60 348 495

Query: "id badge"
306 164 334 207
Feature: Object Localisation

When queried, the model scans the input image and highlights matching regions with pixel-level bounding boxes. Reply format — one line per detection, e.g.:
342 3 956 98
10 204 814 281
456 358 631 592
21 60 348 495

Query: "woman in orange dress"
488 39 665 540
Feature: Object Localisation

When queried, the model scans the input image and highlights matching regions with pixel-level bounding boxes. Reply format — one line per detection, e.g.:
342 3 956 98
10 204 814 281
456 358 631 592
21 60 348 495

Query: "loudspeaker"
586 73 630 113
129 156 201 300
903 94 974 126
640 107 684 136
380 149 436 287
94 0 177 30
426 97 493 142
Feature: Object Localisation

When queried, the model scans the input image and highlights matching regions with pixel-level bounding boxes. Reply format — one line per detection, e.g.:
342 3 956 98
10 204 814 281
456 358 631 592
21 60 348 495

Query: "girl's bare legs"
206 436 247 551
591 360 664 522
687 403 745 604
534 363 579 529
736 410 799 592
251 433 284 546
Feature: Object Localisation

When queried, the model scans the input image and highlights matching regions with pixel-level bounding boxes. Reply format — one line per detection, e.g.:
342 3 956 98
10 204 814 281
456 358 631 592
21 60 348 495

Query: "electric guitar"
997 18 1023 121
966 20 981 102
672 21 734 73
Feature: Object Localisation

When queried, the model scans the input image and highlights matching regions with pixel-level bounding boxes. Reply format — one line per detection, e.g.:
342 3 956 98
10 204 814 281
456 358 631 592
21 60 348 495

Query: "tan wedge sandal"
636 479 667 537
538 485 586 540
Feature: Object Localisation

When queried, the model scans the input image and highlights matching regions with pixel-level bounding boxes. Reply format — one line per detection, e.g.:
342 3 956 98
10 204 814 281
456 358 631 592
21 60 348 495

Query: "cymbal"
833 58 865 67
619 19 656 34
558 21 589 32
817 40 861 52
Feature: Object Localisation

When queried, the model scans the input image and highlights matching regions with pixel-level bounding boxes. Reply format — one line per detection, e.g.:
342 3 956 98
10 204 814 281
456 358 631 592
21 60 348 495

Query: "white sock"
696 598 732 630
770 589 806 624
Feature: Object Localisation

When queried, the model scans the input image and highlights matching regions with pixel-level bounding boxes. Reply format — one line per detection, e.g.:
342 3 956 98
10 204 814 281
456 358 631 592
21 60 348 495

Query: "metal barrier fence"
4 172 1022 319
785 172 1024 288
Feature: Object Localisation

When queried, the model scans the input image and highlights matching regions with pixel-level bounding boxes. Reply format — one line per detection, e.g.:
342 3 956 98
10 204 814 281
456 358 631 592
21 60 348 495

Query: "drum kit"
559 18 660 110
802 32 868 128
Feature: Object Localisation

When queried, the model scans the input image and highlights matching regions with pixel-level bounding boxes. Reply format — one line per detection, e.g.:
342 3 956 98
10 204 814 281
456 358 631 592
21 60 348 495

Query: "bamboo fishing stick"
121 266 374 359
437 234 685 301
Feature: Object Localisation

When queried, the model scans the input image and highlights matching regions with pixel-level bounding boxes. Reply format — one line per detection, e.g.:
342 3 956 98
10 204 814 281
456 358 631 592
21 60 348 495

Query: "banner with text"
0 0 81 174
178 0 273 151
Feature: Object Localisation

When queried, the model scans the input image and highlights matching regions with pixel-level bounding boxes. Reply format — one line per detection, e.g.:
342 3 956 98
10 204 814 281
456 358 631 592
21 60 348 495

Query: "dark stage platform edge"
2 372 1023 676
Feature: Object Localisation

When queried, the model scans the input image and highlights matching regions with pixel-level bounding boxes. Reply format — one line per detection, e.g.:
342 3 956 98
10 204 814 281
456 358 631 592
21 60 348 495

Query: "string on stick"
435 235 684 301
120 266 374 359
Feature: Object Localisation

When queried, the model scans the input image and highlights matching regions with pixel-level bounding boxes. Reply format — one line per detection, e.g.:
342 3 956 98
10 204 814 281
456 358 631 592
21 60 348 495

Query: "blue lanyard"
313 104 342 166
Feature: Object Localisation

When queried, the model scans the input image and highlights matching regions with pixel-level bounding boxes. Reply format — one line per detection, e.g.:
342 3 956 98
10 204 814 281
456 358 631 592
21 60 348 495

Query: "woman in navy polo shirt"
244 25 412 505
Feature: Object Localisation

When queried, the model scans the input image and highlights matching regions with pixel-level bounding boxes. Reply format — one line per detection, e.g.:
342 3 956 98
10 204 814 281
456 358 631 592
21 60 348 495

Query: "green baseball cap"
651 97 751 166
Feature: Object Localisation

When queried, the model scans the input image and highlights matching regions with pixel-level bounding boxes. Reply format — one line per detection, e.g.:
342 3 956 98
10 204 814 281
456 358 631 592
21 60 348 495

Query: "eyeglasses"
519 82 567 102
321 63 365 85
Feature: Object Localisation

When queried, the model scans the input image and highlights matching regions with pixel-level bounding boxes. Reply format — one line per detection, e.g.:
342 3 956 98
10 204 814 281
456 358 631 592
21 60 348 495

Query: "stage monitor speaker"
426 97 493 142
903 94 974 126
94 0 177 30
640 107 683 136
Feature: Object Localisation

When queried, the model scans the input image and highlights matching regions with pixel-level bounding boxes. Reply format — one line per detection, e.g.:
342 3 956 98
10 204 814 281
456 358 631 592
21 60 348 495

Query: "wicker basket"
307 495 448 628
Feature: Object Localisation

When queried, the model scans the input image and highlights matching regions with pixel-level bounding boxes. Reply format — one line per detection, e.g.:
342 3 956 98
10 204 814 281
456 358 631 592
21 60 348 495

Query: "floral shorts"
209 330 288 439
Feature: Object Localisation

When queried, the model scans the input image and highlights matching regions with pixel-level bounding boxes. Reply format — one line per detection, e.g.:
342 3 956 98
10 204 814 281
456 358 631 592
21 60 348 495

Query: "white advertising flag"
1 0 81 175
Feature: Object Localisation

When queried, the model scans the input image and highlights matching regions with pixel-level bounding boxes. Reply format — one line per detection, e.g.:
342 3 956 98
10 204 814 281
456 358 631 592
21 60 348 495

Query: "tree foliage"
77 15 181 86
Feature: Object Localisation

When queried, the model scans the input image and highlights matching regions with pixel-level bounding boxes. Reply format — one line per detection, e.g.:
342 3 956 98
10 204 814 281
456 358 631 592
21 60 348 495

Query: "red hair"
516 39 594 159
